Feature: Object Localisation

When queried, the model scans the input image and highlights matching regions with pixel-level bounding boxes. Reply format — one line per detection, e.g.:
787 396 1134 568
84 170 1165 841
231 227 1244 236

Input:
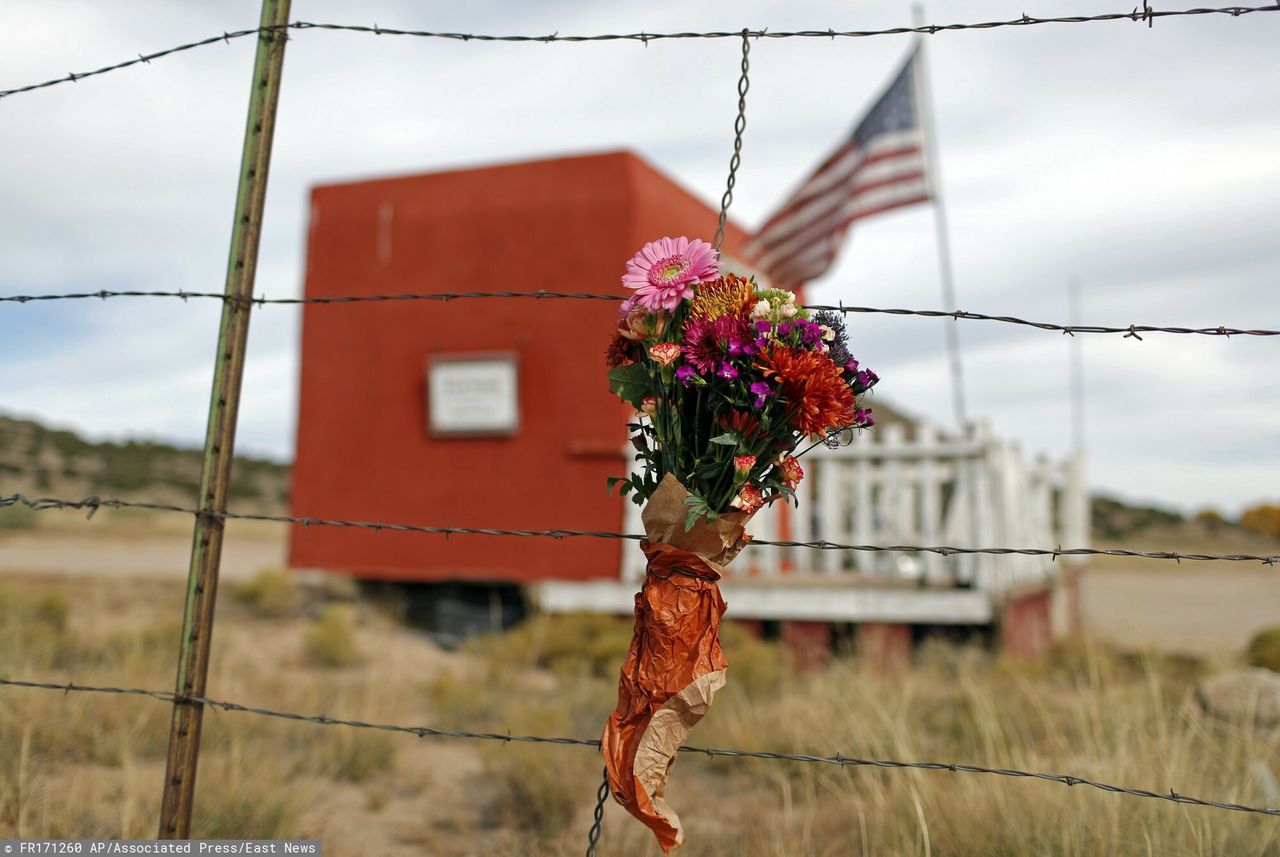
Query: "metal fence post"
158 0 291 838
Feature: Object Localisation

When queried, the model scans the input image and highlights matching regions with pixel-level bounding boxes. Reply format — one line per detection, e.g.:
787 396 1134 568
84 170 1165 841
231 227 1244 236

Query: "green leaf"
709 432 740 447
684 505 703 532
606 476 625 495
608 362 652 409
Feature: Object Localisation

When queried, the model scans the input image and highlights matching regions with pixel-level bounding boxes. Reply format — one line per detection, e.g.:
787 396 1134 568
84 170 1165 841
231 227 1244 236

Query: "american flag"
747 45 931 287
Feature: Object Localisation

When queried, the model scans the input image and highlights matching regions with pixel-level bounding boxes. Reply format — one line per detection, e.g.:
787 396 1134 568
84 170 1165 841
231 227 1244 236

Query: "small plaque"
426 353 518 436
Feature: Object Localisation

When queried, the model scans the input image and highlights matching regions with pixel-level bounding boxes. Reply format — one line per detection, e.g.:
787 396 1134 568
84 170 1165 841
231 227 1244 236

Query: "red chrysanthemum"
605 332 635 368
716 409 766 441
755 343 856 436
682 314 750 375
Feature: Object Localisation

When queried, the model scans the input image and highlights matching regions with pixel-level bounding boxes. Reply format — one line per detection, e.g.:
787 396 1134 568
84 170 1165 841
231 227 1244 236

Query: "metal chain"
712 30 751 252
584 767 609 857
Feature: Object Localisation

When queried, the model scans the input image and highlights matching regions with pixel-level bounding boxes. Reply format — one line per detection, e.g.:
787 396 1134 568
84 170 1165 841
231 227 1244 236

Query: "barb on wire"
3 289 1277 339
0 26 266 100
1 675 1276 818
3 6 1278 101
712 30 751 252
4 493 1277 565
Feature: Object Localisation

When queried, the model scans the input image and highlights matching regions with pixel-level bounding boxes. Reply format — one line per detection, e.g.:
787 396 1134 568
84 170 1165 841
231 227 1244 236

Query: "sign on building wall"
426 353 519 436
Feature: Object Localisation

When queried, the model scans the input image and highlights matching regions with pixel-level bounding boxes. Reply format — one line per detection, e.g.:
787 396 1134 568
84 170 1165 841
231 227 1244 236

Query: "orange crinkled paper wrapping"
600 473 755 852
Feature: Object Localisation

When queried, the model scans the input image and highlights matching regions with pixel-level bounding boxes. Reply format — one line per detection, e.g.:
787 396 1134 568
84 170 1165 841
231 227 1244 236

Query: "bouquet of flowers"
600 236 877 851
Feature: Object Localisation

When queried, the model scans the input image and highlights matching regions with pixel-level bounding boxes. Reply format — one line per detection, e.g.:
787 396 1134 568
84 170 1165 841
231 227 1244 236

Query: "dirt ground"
0 513 285 583
1081 564 1280 657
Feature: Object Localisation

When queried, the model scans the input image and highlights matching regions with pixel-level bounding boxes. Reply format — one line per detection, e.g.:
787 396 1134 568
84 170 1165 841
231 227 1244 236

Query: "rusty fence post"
158 0 291 838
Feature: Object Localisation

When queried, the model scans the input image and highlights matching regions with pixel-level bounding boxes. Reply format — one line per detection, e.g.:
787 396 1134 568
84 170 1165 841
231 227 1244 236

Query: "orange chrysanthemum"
716 409 766 441
755 343 856 437
689 274 757 321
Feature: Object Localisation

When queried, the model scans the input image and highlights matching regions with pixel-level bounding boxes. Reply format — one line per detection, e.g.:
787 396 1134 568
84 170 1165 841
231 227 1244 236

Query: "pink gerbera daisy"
621 236 718 312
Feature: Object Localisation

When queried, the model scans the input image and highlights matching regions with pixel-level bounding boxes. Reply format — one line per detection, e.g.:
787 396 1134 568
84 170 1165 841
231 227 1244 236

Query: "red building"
288 151 752 586
288 149 1074 665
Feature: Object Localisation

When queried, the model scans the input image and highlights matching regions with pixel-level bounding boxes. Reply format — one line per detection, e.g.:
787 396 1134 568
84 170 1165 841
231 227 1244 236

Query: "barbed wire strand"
0 676 1275 817
2 289 1276 339
3 493 1276 565
3 6 1279 101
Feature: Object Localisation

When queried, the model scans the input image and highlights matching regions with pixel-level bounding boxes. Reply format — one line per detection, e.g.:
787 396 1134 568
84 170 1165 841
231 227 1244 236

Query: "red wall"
288 151 750 583
1000 588 1053 660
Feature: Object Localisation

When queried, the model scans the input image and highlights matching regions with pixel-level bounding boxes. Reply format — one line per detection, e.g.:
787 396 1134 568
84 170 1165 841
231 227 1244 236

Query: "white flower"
751 299 771 320
820 325 835 341
780 303 797 318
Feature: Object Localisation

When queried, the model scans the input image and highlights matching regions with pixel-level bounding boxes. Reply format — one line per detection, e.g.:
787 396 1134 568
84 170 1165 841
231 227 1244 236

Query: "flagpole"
912 5 967 430
1068 276 1086 457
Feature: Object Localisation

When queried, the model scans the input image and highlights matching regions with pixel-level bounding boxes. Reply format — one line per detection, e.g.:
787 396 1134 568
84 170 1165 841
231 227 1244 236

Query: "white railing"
621 417 1089 593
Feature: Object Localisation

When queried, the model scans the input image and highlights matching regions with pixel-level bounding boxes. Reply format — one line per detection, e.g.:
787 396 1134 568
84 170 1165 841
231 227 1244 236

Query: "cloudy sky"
1 1 1277 517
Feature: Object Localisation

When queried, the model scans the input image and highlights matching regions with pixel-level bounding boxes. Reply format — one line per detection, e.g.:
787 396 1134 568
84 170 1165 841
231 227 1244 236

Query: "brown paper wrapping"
600 473 754 852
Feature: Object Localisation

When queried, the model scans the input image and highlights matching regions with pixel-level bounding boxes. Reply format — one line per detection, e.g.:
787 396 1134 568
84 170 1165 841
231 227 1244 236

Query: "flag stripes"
748 46 930 287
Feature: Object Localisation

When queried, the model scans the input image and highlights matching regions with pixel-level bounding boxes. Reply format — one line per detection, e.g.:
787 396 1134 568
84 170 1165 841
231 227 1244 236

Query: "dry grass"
231 567 300 618
1247 628 1280 672
432 619 1280 856
302 604 362 668
2 576 1278 855
0 577 397 848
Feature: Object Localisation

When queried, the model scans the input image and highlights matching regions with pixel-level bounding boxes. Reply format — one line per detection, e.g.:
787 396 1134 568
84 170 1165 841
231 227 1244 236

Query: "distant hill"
0 414 290 515
1091 494 1186 540
1 411 1261 547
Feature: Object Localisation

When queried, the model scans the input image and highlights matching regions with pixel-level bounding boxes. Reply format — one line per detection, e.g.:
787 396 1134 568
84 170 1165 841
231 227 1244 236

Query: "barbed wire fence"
2 4 1279 101
3 493 1277 565
4 287 1280 338
2 1 1279 853
2 675 1278 819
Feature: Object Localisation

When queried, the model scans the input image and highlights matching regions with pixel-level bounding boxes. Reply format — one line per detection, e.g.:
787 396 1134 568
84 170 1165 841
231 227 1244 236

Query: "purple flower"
749 381 772 408
845 358 859 373
754 320 773 336
718 362 739 381
856 371 871 387
727 338 744 357
801 321 822 345
777 322 794 338
675 363 697 387
742 339 759 357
